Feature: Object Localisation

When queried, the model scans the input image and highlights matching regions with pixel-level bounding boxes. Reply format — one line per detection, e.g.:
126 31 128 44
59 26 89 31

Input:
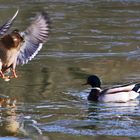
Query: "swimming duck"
85 75 140 102
0 10 49 79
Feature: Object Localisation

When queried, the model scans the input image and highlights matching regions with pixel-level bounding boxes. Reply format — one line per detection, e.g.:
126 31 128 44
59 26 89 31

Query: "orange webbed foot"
0 71 5 79
4 76 11 82
0 72 10 81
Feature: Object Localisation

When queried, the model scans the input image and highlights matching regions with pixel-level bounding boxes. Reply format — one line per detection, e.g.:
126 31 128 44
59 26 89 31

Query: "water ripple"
38 50 140 59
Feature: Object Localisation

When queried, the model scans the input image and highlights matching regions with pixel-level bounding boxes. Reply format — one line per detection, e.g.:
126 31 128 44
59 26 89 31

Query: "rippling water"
0 0 140 140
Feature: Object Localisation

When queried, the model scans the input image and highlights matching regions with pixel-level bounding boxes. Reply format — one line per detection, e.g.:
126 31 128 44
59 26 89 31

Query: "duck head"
83 75 101 101
86 75 101 88
11 29 24 48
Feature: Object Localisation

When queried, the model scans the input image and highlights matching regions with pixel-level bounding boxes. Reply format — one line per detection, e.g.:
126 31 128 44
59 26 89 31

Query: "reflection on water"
0 98 19 136
0 97 47 139
0 0 140 140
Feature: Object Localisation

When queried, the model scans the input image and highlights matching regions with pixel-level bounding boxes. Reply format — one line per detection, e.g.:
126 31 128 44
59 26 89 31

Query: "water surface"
0 0 140 140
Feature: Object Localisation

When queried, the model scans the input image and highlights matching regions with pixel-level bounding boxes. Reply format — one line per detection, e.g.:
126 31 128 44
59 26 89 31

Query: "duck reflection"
0 98 19 136
86 99 140 132
88 99 139 112
0 97 49 139
87 99 139 118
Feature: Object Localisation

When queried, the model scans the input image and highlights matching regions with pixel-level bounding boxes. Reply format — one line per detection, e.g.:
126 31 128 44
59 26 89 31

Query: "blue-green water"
0 0 140 139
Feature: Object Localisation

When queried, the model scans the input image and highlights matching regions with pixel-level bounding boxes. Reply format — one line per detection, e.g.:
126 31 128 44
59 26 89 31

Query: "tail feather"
132 84 140 93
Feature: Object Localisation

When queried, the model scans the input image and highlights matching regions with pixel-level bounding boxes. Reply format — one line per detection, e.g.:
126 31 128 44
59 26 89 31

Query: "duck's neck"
88 87 101 101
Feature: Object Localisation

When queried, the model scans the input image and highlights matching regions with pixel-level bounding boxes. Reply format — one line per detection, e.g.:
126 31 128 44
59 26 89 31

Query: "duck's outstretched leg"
11 69 17 78
10 62 18 78
0 60 5 78
0 71 5 78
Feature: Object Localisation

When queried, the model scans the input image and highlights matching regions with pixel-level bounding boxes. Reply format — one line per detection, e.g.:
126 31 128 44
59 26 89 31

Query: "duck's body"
0 10 49 79
0 32 24 78
86 75 140 103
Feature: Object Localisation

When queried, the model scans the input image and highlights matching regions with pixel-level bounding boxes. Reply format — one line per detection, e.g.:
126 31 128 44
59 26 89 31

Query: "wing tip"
11 9 19 21
39 11 51 28
36 11 51 42
0 9 19 37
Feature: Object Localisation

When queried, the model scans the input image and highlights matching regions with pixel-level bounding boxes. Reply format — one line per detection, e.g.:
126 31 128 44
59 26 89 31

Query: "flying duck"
85 75 140 102
0 10 49 80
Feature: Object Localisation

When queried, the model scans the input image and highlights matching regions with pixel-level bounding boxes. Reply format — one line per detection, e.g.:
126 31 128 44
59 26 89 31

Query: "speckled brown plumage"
0 10 49 80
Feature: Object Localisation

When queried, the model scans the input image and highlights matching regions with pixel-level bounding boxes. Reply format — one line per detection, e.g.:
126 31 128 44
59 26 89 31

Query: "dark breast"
88 89 99 101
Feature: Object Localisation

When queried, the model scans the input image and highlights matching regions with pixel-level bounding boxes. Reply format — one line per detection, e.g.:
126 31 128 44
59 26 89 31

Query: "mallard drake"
85 75 140 102
0 10 49 80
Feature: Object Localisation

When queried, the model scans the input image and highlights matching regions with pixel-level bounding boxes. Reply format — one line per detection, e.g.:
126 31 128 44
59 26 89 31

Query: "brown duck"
0 10 49 80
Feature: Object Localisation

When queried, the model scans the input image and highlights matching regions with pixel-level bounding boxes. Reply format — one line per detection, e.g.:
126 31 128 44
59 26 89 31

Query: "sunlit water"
0 0 140 140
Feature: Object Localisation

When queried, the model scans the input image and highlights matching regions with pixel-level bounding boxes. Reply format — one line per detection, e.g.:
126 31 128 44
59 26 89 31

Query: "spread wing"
0 10 19 37
16 12 49 65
